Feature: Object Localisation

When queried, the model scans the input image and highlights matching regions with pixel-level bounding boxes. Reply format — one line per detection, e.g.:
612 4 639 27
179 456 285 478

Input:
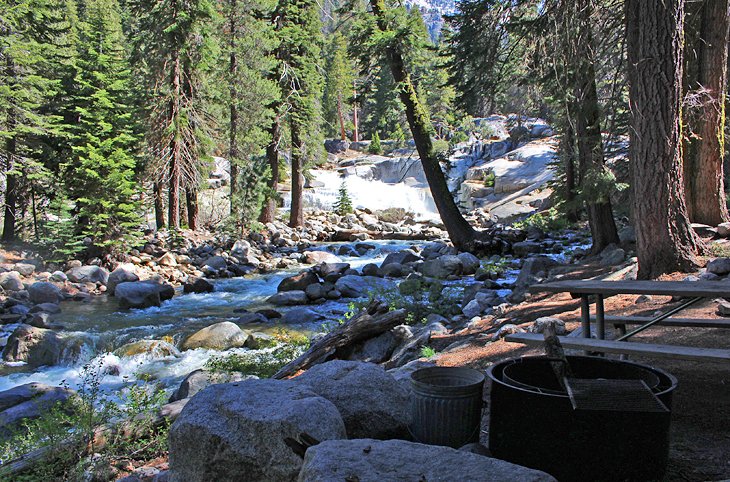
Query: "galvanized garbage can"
410 366 485 448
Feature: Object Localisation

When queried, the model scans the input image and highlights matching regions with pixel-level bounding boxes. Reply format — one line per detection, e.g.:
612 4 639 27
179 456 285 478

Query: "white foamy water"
291 170 440 221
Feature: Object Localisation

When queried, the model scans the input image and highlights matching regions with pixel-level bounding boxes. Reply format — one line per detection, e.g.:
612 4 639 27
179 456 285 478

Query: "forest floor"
432 264 730 482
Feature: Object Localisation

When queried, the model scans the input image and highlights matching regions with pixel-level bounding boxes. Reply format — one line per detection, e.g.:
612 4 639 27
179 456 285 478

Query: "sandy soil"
431 267 730 481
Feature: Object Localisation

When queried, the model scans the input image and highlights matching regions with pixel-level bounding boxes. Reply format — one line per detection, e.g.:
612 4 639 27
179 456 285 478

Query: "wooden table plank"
596 315 730 329
505 333 730 362
528 280 730 298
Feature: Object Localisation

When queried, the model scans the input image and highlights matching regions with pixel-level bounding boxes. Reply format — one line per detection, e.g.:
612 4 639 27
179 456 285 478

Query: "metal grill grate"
565 378 669 413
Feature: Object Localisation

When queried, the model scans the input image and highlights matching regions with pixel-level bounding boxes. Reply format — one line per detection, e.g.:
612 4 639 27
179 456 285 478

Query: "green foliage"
0 359 168 481
38 196 85 262
483 171 496 188
322 33 355 138
229 156 273 233
356 279 462 325
333 181 354 215
206 330 309 378
432 139 449 155
368 132 383 154
513 207 570 232
420 346 437 358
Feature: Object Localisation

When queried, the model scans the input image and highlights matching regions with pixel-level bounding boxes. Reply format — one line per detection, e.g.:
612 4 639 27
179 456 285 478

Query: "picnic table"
505 280 730 362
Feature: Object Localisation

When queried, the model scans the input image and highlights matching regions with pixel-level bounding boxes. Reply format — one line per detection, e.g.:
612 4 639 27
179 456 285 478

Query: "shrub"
483 170 496 188
333 181 353 215
513 207 570 232
368 132 383 154
420 346 437 358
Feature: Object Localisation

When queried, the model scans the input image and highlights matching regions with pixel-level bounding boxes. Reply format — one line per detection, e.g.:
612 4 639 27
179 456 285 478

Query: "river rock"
183 277 214 294
169 369 253 402
457 252 481 275
181 322 250 351
67 265 109 285
361 263 380 276
512 241 542 257
50 271 68 282
13 263 36 276
347 331 399 364
302 251 341 264
528 317 567 335
202 256 227 271
29 302 61 314
379 263 407 278
0 271 24 291
268 290 308 306
324 139 350 154
305 283 326 300
237 311 269 324
28 281 64 304
158 252 178 267
335 275 394 298
108 265 139 295
600 246 626 266
294 360 410 439
298 439 556 482
114 340 180 358
281 307 325 324
168 379 346 482
115 281 162 309
318 262 350 278
419 255 463 279
381 250 420 267
2 324 62 367
279 271 319 292
707 257 730 275
0 383 76 439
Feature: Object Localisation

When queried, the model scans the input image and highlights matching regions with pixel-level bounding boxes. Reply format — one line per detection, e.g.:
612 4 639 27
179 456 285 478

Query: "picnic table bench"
505 280 730 362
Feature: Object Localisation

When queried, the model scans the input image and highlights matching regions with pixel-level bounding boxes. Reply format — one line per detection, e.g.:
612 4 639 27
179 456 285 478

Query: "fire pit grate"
565 378 669 413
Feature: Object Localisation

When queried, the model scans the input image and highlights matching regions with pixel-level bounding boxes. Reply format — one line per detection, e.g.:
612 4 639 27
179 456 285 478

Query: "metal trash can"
410 366 485 448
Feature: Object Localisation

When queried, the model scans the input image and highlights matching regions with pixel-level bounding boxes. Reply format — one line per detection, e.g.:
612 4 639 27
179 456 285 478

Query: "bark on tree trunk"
626 0 704 279
186 188 199 230
153 181 165 229
683 0 730 225
259 117 280 223
289 119 304 228
2 136 17 242
369 0 479 251
168 53 182 230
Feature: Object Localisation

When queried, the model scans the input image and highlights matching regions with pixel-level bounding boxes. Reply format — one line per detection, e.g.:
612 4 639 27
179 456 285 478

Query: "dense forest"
2 0 728 279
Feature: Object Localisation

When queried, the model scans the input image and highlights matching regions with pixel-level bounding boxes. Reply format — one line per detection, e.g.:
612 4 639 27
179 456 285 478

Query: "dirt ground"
432 268 730 481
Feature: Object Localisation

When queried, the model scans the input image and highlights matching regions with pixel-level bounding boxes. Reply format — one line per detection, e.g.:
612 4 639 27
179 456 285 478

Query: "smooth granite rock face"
168 379 346 482
297 439 557 482
293 360 411 440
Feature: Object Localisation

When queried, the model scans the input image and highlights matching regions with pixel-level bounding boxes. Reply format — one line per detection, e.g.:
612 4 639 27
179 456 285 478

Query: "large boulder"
298 439 556 482
13 263 36 276
107 264 139 295
334 275 394 298
202 256 228 271
278 271 320 292
169 369 254 402
0 383 76 439
0 271 24 291
28 281 64 304
707 257 730 276
168 379 346 482
66 265 109 285
183 277 214 294
115 281 162 309
113 340 180 358
419 255 463 279
318 262 351 278
181 322 250 351
294 360 410 439
457 252 481 275
281 307 325 324
268 290 308 306
2 324 62 367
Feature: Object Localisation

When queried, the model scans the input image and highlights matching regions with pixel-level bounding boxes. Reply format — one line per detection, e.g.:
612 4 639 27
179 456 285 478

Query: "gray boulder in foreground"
294 360 410 440
298 439 556 482
168 379 346 482
115 281 161 309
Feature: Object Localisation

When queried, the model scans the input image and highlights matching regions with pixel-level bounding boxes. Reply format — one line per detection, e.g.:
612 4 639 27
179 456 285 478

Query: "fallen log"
273 301 407 379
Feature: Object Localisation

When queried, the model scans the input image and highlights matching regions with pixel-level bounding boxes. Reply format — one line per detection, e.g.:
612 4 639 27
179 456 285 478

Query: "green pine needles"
333 180 354 215
368 132 383 154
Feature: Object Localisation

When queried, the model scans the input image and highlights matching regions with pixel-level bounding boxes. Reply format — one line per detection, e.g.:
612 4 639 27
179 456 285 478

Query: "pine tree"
333 180 353 215
61 0 141 254
322 33 355 140
368 131 382 154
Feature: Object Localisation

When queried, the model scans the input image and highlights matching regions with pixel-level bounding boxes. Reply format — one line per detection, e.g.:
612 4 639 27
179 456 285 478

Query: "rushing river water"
0 241 426 395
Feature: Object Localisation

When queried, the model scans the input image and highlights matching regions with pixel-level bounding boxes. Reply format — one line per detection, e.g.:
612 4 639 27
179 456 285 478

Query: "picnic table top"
527 279 730 298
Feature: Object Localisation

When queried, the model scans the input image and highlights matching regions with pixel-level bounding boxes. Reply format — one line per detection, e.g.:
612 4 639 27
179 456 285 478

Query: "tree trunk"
626 0 704 279
289 119 304 228
228 1 239 215
153 181 165 229
259 117 280 223
561 119 579 223
168 53 182 230
570 0 619 253
186 188 199 230
352 82 359 142
337 93 347 141
2 136 17 242
368 0 479 251
683 0 730 225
